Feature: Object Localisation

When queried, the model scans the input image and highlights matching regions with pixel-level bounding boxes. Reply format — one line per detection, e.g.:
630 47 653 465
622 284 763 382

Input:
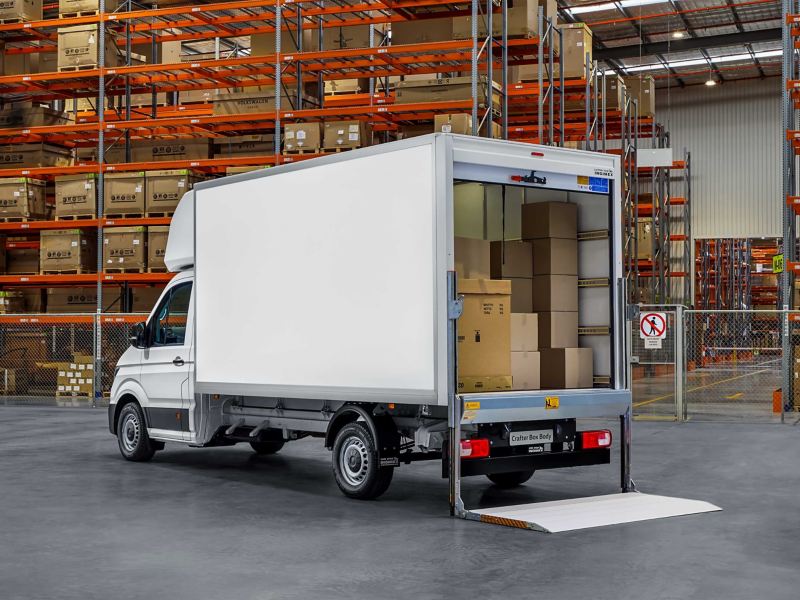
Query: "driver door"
140 281 193 440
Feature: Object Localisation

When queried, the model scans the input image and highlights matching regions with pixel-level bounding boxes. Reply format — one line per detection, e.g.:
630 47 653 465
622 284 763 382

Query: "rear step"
467 492 721 533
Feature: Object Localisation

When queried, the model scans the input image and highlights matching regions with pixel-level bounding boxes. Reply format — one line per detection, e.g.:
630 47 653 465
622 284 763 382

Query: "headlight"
113 366 120 379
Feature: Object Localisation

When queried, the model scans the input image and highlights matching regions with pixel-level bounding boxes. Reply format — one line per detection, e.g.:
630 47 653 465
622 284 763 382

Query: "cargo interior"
453 180 612 394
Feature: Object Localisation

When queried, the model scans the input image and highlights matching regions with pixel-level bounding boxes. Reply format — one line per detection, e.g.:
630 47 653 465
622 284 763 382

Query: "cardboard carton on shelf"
21 289 44 312
511 313 538 352
0 0 42 22
540 347 593 389
0 106 70 129
391 17 453 45
212 87 313 115
490 240 533 279
57 24 122 71
323 120 368 150
622 75 656 117
58 0 112 16
521 201 578 240
433 113 502 138
0 143 72 169
213 135 275 158
538 311 578 349
558 22 593 80
145 169 203 215
54 174 97 219
103 226 146 271
104 172 146 216
0 177 47 220
395 76 501 112
131 139 211 163
457 279 512 388
511 351 540 390
131 286 166 312
532 238 578 275
531 275 578 312
454 236 491 280
40 229 97 274
322 24 388 50
46 287 98 313
147 226 170 271
454 0 539 39
284 123 323 153
637 218 654 260
5 248 39 274
602 74 625 112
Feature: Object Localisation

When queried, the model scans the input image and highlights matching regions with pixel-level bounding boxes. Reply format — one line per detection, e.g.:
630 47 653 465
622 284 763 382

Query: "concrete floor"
0 408 797 600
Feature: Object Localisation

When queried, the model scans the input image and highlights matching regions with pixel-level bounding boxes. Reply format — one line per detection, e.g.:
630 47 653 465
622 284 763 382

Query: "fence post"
675 306 685 422
782 309 787 424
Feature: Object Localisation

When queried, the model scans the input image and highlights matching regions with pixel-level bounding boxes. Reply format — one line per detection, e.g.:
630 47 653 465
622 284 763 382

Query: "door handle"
173 356 185 366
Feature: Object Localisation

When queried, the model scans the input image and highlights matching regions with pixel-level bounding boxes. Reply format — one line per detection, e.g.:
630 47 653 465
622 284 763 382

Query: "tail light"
460 438 490 459
581 429 612 449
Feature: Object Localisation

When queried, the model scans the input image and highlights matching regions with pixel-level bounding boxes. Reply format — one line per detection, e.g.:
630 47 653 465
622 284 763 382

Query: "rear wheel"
116 402 156 462
332 422 394 500
486 469 535 488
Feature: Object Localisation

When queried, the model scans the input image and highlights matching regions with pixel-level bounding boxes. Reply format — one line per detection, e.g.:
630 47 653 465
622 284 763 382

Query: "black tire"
116 402 156 462
249 440 285 455
332 422 394 500
486 469 535 489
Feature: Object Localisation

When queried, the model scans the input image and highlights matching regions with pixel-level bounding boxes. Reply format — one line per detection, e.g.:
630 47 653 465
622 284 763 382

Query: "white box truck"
108 134 632 513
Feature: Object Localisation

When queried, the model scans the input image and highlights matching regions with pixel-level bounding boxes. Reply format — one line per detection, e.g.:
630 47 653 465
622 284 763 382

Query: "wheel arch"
325 405 400 462
110 387 149 435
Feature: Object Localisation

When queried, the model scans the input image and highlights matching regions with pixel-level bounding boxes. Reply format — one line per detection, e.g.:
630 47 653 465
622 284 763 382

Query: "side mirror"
129 322 147 348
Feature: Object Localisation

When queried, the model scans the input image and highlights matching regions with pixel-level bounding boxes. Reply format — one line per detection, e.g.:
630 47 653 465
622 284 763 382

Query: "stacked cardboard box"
284 123 323 153
0 177 47 220
0 105 70 129
54 173 97 219
391 17 453 45
213 134 274 158
490 239 533 312
457 278 512 393
147 226 169 271
453 0 551 39
637 217 654 260
213 87 313 115
0 143 71 169
558 22 592 80
433 113 502 138
103 226 146 271
454 236 490 279
0 0 42 22
145 169 202 215
40 229 97 273
323 121 368 150
521 201 592 388
47 287 97 312
623 75 655 117
510 313 539 390
56 357 93 396
395 76 501 112
104 172 146 217
602 74 625 112
5 248 39 274
57 24 121 71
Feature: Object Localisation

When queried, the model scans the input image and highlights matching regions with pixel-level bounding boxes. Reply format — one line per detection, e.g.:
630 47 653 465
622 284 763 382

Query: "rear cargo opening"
452 180 614 395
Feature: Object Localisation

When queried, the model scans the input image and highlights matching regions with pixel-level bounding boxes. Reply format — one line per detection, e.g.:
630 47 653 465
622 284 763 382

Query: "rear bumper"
454 448 611 477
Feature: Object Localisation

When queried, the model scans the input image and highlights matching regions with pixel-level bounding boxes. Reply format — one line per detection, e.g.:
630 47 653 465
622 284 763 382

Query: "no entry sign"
640 312 667 341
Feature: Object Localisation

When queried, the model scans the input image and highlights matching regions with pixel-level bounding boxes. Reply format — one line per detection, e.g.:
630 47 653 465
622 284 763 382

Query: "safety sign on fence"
640 312 667 349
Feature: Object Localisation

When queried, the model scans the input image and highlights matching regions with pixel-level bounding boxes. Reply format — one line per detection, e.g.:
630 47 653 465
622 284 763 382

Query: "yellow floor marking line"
633 368 770 408
724 392 744 400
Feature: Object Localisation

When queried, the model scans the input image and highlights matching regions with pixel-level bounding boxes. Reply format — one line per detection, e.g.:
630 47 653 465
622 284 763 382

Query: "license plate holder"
509 429 554 446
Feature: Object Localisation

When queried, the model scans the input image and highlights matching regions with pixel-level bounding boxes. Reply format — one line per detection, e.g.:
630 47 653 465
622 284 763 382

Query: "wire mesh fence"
631 306 678 420
0 314 147 408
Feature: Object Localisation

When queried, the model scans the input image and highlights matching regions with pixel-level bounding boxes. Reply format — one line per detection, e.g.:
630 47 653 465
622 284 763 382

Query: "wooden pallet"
0 17 31 24
105 267 146 273
322 146 359 153
0 215 42 223
282 148 321 155
146 266 168 273
58 64 98 72
58 9 99 17
5 271 39 275
144 211 175 218
41 269 93 275
104 213 145 220
55 214 96 221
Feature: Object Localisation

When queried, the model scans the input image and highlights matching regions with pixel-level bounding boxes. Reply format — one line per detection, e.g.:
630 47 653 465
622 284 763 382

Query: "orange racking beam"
0 273 173 286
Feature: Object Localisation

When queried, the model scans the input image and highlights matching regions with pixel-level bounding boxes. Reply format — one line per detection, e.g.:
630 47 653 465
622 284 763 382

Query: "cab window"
151 282 192 346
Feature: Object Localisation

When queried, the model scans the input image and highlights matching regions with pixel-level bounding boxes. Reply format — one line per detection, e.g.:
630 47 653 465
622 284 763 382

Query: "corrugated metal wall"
655 77 781 239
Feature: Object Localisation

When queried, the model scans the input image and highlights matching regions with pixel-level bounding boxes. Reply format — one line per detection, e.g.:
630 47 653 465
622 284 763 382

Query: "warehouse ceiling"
559 0 782 86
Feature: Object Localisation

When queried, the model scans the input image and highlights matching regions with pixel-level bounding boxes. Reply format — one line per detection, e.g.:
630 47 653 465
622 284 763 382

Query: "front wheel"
332 422 394 500
116 402 156 462
486 469 535 489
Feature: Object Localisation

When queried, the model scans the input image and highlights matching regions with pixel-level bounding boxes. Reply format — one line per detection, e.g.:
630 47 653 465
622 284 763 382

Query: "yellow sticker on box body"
465 401 481 410
545 396 559 409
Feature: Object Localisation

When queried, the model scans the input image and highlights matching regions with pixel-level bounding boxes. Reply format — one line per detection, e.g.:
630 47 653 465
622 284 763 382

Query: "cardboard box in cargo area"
147 226 169 271
459 375 513 394
104 172 145 216
490 240 533 279
0 143 72 169
521 201 578 240
454 237 490 279
532 238 578 275
508 277 533 313
40 229 97 273
540 347 593 389
146 169 202 215
0 0 42 22
512 351 540 390
5 248 39 274
539 311 578 348
284 123 322 152
57 25 121 70
55 173 97 219
532 275 578 312
457 278 511 385
0 177 47 220
103 226 146 271
46 287 97 312
511 313 538 352
323 120 367 150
